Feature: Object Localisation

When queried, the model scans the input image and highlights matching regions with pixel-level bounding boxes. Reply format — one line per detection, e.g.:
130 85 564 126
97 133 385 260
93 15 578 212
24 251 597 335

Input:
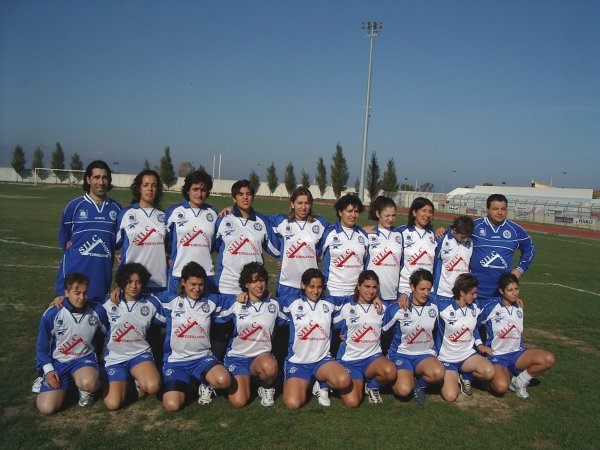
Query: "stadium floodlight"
358 21 383 202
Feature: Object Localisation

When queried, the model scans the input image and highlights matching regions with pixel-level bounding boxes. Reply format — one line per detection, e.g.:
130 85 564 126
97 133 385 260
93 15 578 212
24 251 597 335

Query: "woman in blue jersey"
281 269 352 409
397 197 437 297
481 273 555 399
102 263 163 410
334 271 397 407
321 194 368 298
218 263 286 408
365 196 403 305
384 269 445 404
116 170 167 293
437 274 495 402
158 262 232 412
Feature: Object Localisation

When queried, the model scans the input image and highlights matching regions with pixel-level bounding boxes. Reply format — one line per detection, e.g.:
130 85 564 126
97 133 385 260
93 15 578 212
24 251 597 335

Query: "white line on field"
535 236 600 247
0 239 60 250
0 264 58 269
523 282 600 297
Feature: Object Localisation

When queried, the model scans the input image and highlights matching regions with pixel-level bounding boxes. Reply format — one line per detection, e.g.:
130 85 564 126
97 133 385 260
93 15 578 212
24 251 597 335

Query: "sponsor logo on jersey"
350 324 380 343
285 239 316 259
297 320 328 341
449 326 472 343
180 226 210 248
333 249 363 269
174 318 209 339
79 235 111 258
371 248 400 267
406 326 433 345
134 226 162 246
239 323 270 342
227 235 259 256
407 248 433 267
479 251 508 269
503 230 512 239
113 322 144 343
58 335 91 356
498 323 520 340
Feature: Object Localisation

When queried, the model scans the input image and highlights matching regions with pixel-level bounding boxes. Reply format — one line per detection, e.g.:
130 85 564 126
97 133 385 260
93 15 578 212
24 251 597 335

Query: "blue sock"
460 372 473 381
366 378 381 389
415 377 427 390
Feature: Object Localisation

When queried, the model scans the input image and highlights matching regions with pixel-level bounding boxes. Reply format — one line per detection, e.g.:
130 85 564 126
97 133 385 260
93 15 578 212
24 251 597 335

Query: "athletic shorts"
162 355 220 387
440 351 477 372
105 352 155 382
39 353 100 393
488 349 526 375
388 352 435 372
224 353 273 377
283 356 335 382
339 353 382 380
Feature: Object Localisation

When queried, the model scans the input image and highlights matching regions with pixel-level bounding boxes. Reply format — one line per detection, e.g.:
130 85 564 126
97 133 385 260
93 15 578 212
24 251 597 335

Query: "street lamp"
358 21 383 202
562 171 567 188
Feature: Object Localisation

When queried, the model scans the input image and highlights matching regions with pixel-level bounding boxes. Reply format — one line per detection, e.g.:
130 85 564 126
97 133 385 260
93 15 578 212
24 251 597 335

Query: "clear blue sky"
1 0 598 190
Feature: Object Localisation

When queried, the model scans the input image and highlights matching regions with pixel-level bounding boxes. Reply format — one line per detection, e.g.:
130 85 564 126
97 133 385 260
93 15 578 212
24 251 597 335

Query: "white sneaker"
257 386 275 407
459 374 473 396
78 390 94 407
31 377 43 394
312 380 331 407
365 385 383 404
509 376 530 399
134 380 147 400
198 383 216 405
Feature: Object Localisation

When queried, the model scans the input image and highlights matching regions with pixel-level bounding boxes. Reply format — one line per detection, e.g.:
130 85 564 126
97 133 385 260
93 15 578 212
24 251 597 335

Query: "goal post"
34 167 86 186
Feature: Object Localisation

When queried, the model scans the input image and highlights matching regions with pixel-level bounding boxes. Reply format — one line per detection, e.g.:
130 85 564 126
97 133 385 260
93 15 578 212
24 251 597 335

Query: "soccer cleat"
257 386 275 407
365 385 383 404
198 383 216 405
413 387 427 405
31 377 43 394
134 380 147 400
78 390 94 407
312 380 331 407
509 376 530 399
459 374 473 396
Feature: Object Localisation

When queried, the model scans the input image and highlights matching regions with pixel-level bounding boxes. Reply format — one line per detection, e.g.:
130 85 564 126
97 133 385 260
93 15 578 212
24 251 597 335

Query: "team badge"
78 209 88 220
503 230 512 239
88 316 98 326
201 303 210 313
323 304 330 313
428 309 436 318
479 229 486 237
517 310 523 318
206 213 214 222
157 213 166 223
395 360 404 367
395 236 402 244
358 236 365 244
405 235 413 242
107 368 117 376
471 309 477 317
254 223 263 231
141 306 150 316
228 364 237 372
110 211 117 221
268 304 276 314
288 367 298 374
312 225 320 234
164 369 174 376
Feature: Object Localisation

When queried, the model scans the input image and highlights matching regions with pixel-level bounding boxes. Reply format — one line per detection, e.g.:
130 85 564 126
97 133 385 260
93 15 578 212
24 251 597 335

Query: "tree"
197 164 206 173
70 152 84 181
400 183 414 192
11 145 26 181
159 146 176 187
300 170 311 189
419 182 434 192
249 170 261 194
266 163 278 195
32 147 44 170
366 152 381 200
51 142 66 178
177 161 195 177
380 159 399 197
483 182 494 186
315 157 327 198
143 159 150 171
284 162 297 195
330 143 349 199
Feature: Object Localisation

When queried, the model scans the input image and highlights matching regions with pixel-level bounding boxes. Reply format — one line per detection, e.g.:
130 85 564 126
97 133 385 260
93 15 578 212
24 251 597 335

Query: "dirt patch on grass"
526 327 600 358
453 390 518 422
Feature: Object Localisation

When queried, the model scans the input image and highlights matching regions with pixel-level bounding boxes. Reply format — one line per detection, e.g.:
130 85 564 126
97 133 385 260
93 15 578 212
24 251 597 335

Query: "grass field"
1 183 599 449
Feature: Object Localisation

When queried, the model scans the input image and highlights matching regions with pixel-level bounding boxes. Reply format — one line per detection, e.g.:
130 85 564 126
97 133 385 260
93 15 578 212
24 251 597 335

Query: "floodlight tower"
358 21 383 202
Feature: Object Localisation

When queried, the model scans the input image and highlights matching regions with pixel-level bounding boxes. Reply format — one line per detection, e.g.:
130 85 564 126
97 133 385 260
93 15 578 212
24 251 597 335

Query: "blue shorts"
339 354 382 380
224 354 272 377
388 352 434 372
283 356 335 382
168 273 217 295
105 352 155 382
440 352 477 372
39 353 100 393
488 349 526 375
162 355 220 388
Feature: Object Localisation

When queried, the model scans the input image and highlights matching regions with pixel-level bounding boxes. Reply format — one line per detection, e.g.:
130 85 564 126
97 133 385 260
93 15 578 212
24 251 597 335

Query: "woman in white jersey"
102 263 163 410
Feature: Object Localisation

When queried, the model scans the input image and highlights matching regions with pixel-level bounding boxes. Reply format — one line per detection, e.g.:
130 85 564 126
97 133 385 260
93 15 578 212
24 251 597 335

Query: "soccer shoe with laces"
78 390 94 407
365 385 383 404
458 374 473 396
413 387 427 405
312 380 331 407
257 386 275 407
198 383 216 405
509 375 530 399
31 377 43 394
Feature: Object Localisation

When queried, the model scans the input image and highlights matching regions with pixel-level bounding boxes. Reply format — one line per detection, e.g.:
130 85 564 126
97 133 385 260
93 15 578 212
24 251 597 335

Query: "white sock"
518 370 533 383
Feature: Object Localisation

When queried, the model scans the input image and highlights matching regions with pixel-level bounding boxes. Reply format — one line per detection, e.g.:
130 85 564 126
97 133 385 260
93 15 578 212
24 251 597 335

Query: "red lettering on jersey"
449 326 471 342
498 323 519 339
406 326 432 344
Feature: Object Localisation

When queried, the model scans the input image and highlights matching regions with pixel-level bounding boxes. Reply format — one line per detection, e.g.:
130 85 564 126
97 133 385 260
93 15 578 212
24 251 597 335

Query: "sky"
1 0 599 191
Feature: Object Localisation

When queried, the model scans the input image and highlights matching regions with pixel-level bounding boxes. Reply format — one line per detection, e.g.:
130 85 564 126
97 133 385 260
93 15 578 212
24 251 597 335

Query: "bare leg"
283 378 309 409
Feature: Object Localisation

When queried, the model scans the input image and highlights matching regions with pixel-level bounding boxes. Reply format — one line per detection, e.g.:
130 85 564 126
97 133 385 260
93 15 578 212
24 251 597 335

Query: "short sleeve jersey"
479 298 525 355
333 300 385 361
365 225 403 301
432 228 473 298
383 298 438 356
397 225 437 295
435 298 483 363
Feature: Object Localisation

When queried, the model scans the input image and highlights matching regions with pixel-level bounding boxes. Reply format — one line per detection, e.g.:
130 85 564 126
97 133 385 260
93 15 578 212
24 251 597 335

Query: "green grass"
1 183 599 449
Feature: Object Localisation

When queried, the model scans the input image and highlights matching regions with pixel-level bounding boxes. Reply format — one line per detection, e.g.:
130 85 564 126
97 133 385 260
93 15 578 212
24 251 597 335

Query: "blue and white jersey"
333 300 385 361
383 297 438 356
470 217 535 298
215 207 280 294
102 294 166 366
56 194 121 301
216 297 287 358
116 204 167 290
279 295 343 364
166 201 218 278
432 227 473 298
478 298 525 355
271 214 329 290
156 291 227 363
36 300 108 375
322 222 368 296
365 225 403 301
397 225 437 295
435 298 483 363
